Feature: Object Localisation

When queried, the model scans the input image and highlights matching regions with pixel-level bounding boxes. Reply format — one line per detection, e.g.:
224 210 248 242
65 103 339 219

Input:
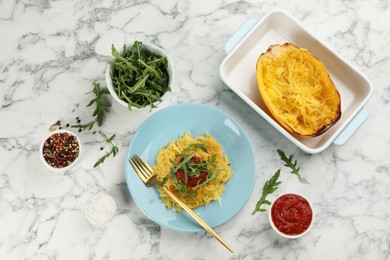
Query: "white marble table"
1 1 389 259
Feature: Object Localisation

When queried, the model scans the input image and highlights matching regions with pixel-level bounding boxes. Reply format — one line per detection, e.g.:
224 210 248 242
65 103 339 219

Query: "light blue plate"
125 103 256 232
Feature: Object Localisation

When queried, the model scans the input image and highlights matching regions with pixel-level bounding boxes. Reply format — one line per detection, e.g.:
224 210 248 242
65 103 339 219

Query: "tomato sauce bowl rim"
268 193 314 239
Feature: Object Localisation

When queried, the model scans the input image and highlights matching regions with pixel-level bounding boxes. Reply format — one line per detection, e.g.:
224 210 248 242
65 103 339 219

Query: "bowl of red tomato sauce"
269 193 314 238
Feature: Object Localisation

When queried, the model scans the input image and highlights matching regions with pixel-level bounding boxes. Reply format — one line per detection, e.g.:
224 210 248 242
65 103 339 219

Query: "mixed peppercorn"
42 132 80 168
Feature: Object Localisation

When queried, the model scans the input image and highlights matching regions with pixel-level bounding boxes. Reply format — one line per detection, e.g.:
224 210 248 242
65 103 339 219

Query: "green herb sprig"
71 120 95 131
277 149 303 182
110 41 170 110
94 131 119 168
252 170 281 215
71 82 111 130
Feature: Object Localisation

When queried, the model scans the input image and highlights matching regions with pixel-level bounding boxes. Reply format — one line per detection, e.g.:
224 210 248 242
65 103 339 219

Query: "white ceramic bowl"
39 129 81 173
84 193 117 227
106 42 174 111
268 193 314 239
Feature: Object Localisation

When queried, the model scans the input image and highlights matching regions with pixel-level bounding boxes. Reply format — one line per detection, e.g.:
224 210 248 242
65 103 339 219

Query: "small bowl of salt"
84 193 116 227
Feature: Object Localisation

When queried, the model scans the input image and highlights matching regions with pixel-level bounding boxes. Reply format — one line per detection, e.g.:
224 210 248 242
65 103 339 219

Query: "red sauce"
175 156 208 187
271 194 312 236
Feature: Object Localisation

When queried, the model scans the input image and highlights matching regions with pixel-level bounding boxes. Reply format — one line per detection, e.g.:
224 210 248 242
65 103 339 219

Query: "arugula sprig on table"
277 149 303 182
252 170 281 215
71 82 111 130
94 131 119 168
110 41 170 110
71 120 95 131
252 149 305 215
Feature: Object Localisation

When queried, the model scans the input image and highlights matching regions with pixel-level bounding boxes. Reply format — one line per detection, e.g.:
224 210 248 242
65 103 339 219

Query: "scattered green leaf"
94 131 119 167
252 170 281 215
71 120 96 131
277 149 303 182
71 82 110 131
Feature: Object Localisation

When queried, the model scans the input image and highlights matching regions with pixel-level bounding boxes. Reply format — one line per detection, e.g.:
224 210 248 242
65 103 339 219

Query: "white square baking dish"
219 10 373 154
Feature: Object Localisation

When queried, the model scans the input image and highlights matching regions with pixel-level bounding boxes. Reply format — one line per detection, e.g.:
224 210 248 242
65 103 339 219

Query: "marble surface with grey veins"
1 0 390 259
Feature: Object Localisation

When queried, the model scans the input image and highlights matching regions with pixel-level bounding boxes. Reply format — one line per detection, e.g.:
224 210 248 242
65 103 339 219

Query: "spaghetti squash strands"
256 43 341 137
154 132 232 211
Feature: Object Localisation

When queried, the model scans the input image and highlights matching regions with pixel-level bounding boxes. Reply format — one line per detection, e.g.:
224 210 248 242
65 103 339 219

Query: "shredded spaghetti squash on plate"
154 132 232 211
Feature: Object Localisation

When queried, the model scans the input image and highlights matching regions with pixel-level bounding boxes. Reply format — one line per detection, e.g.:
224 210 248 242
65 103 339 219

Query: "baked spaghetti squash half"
256 43 341 137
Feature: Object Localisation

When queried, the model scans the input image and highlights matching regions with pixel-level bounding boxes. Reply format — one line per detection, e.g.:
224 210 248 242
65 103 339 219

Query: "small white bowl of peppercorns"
40 129 81 172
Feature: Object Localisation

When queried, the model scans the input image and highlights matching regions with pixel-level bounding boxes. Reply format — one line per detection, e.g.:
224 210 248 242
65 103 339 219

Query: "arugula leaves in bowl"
106 41 174 111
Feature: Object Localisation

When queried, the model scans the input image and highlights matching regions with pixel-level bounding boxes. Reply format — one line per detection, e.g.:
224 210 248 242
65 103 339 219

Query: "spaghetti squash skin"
256 43 341 137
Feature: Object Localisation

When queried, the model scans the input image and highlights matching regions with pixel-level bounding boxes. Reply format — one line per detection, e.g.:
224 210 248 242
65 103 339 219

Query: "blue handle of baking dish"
224 18 369 146
224 18 258 54
333 108 368 145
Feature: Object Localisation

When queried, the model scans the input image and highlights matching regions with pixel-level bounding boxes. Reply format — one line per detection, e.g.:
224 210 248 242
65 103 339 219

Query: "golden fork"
129 154 234 253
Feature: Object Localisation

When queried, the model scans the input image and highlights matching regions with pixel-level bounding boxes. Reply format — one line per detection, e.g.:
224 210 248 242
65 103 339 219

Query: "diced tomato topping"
187 171 207 187
176 169 186 183
175 156 208 187
190 156 201 163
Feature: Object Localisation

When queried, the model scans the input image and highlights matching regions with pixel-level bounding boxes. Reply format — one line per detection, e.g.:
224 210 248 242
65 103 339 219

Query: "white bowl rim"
39 129 82 172
105 41 174 111
268 193 314 239
84 192 117 227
